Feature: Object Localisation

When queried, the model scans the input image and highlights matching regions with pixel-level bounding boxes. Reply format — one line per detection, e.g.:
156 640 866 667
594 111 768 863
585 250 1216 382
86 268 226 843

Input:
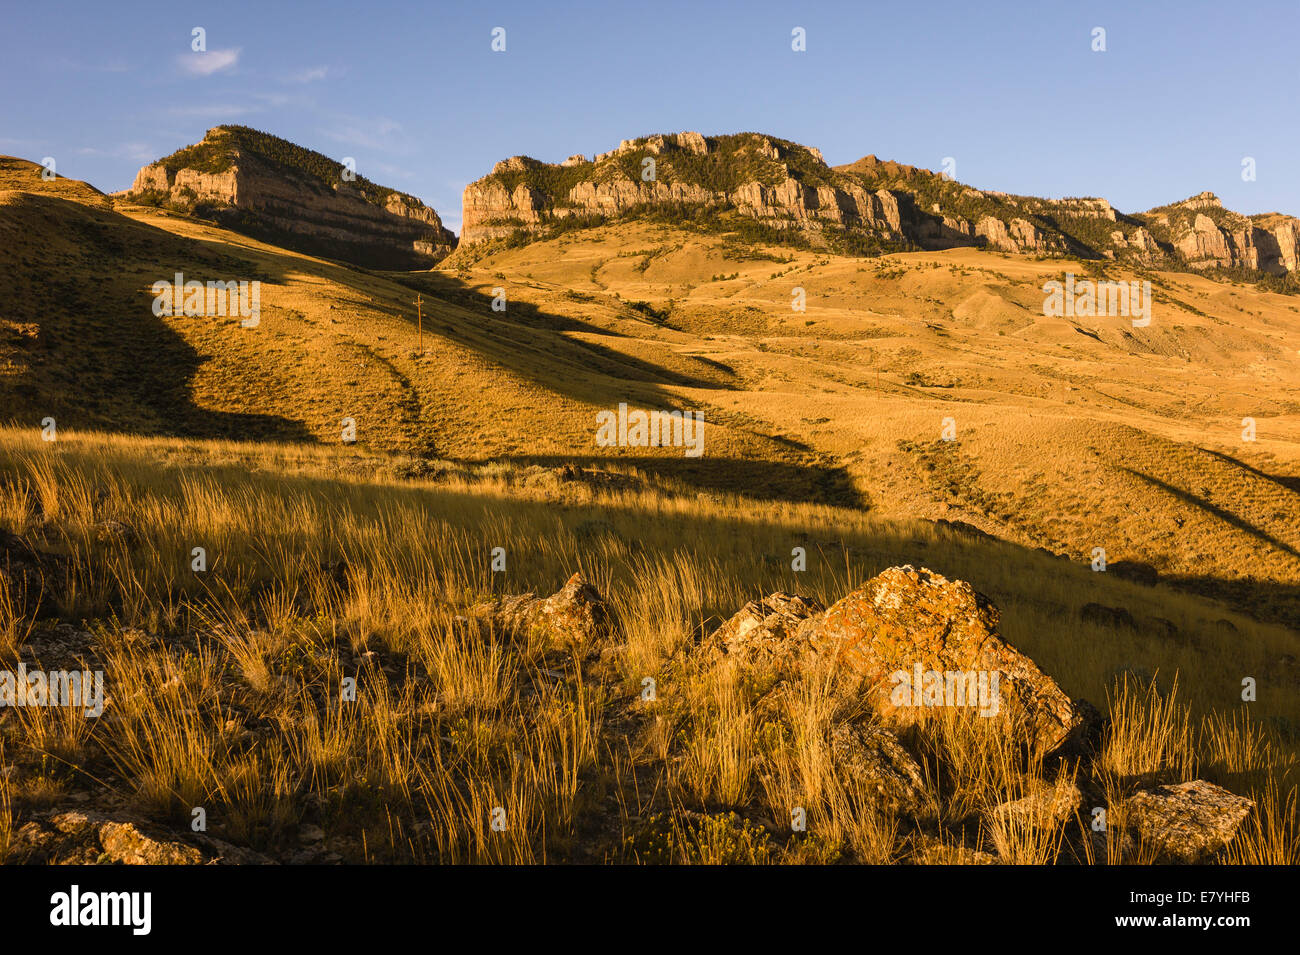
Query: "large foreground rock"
1127 780 1254 863
799 566 1087 756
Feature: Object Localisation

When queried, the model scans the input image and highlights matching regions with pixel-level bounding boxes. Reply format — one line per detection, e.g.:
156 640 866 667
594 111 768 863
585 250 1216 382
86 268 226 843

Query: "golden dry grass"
0 427 1294 864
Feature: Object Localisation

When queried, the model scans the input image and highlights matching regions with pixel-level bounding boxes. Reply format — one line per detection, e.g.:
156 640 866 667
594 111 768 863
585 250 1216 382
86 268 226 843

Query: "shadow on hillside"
488 453 866 507
387 270 740 395
0 193 315 444
1199 447 1300 495
10 415 1300 635
2 195 841 502
1154 571 1300 632
147 220 741 410
1121 466 1300 560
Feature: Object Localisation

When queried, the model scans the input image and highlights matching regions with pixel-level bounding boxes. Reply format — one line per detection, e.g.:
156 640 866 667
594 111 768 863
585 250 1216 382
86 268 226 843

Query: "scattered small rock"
0 529 67 610
712 592 824 659
1109 561 1159 587
1212 618 1239 637
1147 617 1180 642
933 519 996 542
12 809 273 865
1080 602 1137 631
906 832 997 865
829 722 929 814
1127 780 1254 863
93 520 138 548
494 572 607 645
987 778 1082 831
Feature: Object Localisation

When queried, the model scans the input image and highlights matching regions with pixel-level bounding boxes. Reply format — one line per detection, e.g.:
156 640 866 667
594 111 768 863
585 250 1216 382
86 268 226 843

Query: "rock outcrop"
492 572 607 645
459 132 1299 275
711 592 824 660
460 133 913 249
974 215 1063 254
11 809 272 865
120 126 455 270
1143 192 1300 274
804 566 1087 756
711 567 1091 756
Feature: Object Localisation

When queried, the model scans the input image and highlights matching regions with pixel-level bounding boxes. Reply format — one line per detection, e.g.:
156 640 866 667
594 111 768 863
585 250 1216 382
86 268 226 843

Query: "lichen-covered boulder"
798 566 1087 756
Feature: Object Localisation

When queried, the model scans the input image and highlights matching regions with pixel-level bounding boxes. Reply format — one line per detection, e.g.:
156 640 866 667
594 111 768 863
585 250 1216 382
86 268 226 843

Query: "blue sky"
2 0 1296 234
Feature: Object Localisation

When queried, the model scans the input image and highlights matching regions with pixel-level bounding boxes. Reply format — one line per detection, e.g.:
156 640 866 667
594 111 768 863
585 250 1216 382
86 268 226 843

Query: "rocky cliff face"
1141 192 1300 274
461 133 910 249
122 127 455 270
459 132 1299 275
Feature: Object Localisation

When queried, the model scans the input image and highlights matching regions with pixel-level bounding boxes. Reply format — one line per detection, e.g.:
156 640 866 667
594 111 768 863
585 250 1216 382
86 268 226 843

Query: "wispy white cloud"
179 48 241 76
158 90 311 125
287 66 328 83
370 161 417 182
251 91 301 108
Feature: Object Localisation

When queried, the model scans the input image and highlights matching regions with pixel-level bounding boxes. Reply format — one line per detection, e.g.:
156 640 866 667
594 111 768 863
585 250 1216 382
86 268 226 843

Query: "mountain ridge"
456 131 1300 279
119 125 456 270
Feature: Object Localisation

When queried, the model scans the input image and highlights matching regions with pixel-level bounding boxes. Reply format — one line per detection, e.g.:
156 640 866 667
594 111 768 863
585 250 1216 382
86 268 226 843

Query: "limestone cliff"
121 126 455 270
459 132 1299 276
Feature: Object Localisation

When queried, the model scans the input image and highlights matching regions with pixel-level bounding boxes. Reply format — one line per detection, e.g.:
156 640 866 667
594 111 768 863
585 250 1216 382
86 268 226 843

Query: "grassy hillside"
0 156 814 493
